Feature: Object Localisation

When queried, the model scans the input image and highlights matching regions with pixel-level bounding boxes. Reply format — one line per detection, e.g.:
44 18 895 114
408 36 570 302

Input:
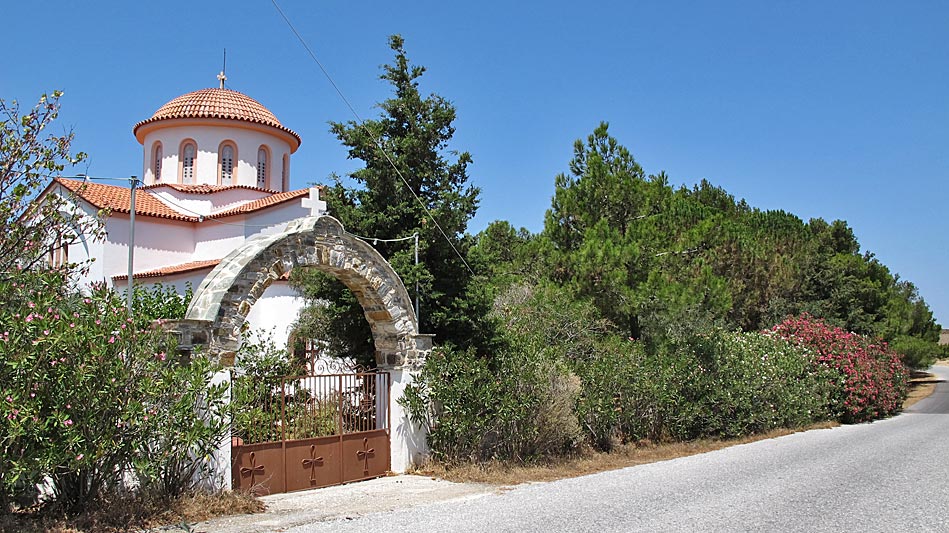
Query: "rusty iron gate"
231 371 390 495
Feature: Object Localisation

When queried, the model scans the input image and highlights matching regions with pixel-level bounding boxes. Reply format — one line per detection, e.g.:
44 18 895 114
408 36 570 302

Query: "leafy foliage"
0 270 227 512
0 92 101 281
0 94 225 513
772 314 908 423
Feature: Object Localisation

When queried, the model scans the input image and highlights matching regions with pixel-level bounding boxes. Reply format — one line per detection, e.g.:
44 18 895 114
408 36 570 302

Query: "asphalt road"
283 365 949 533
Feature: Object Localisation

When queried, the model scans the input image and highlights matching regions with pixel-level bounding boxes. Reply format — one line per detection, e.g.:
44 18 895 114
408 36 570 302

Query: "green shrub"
663 330 835 439
890 335 939 370
402 345 581 463
0 270 227 512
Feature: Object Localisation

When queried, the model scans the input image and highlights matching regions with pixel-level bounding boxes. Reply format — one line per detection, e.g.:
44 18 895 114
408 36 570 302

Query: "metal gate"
231 371 391 495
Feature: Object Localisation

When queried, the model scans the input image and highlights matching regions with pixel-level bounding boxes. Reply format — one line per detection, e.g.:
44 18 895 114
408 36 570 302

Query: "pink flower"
63 419 73 426
76 454 84 461
5 396 12 403
69 323 75 328
108 336 116 344
27 302 35 308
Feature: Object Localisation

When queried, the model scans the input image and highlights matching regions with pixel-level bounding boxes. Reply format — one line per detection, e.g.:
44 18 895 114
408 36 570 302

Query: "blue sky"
3 1 947 324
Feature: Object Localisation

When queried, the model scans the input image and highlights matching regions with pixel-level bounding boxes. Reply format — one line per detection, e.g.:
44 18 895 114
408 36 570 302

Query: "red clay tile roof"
113 259 221 281
57 178 314 221
56 178 199 222
210 188 312 219
141 183 278 194
133 88 301 146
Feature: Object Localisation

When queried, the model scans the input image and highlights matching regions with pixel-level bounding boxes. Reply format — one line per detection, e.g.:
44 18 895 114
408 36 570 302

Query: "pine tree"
292 35 483 362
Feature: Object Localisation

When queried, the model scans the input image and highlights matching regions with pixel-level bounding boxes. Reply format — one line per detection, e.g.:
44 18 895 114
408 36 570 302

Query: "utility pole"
127 176 137 314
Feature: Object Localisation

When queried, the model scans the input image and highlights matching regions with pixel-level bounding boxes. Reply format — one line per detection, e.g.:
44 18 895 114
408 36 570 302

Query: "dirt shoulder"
181 475 497 533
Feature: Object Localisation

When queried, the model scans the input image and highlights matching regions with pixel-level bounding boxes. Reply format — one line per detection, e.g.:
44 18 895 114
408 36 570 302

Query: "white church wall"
149 187 271 218
103 215 195 281
243 203 310 239
244 281 305 350
192 218 247 261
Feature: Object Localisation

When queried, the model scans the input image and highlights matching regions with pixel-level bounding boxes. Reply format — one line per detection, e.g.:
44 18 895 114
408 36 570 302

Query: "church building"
41 81 321 347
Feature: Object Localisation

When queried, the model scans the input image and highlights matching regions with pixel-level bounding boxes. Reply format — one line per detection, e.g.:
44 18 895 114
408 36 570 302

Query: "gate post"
385 333 433 473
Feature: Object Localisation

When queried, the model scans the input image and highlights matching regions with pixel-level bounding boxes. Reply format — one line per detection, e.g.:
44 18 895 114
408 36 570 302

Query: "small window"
257 146 269 188
282 153 290 191
48 230 69 268
181 141 196 184
153 142 163 182
219 142 236 185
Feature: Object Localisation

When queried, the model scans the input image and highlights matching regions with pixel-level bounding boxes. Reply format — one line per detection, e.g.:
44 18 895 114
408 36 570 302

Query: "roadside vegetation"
0 94 241 531
1 34 945 531
292 36 944 468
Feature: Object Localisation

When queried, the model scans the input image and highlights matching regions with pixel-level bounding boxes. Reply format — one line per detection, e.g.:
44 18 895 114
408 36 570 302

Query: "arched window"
152 142 163 182
218 141 237 185
282 153 290 191
257 145 270 188
180 140 197 184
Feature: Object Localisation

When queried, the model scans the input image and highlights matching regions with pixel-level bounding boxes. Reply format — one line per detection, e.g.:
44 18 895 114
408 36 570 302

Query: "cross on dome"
302 187 328 217
217 71 227 89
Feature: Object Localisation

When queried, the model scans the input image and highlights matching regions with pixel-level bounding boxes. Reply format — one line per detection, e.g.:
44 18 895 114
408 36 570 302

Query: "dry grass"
0 490 263 533
413 422 839 486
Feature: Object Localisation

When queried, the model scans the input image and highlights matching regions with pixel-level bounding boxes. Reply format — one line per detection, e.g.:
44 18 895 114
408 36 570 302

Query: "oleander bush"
771 314 908 423
0 269 227 513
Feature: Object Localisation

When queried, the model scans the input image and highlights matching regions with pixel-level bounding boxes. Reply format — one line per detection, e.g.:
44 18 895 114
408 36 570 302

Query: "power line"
269 0 476 277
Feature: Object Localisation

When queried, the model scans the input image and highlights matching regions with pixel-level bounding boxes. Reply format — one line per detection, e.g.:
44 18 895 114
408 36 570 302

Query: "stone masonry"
175 215 432 369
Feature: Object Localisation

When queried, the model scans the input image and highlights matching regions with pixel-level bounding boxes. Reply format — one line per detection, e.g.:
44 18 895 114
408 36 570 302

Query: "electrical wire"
269 0 476 277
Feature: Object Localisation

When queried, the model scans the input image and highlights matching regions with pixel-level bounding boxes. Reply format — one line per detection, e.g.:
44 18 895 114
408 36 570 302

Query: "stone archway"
164 215 431 482
182 215 432 368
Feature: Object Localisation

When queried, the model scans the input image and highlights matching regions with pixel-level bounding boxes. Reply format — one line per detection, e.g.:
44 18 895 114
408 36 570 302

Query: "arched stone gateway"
164 215 431 485
182 215 432 368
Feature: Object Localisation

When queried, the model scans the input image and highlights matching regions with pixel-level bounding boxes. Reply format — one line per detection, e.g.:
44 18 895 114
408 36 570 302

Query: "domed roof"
133 88 301 147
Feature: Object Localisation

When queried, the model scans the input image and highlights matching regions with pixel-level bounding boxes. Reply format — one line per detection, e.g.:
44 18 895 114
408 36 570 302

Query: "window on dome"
257 146 270 188
153 142 163 182
181 141 196 184
219 142 236 185
282 153 290 191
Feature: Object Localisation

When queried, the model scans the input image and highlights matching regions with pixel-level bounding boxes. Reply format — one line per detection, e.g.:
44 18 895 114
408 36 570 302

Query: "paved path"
196 365 949 533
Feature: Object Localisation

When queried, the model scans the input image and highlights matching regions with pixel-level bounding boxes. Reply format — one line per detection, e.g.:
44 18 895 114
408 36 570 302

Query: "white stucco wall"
243 203 310 239
112 269 210 299
142 124 291 190
244 281 305 350
192 219 247 261
149 187 272 217
388 368 429 473
102 215 195 286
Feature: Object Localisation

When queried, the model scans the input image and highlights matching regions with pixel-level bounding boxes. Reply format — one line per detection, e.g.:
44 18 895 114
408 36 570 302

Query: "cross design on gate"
355 437 375 475
240 452 266 486
301 444 324 483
